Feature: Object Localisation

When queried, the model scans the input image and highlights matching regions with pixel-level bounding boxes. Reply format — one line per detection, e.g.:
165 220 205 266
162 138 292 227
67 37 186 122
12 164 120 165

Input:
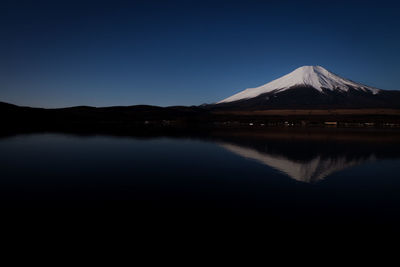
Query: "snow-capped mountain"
215 66 400 109
218 66 379 103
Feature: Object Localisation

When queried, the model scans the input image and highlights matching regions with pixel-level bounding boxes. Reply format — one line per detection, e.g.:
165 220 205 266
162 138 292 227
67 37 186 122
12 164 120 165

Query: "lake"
1 128 400 233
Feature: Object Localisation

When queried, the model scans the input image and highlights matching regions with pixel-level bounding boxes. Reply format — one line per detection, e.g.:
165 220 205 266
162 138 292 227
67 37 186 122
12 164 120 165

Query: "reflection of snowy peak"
220 143 376 183
218 66 380 103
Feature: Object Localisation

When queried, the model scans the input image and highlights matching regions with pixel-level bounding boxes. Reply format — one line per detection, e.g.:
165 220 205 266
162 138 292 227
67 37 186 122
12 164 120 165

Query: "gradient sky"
1 0 400 108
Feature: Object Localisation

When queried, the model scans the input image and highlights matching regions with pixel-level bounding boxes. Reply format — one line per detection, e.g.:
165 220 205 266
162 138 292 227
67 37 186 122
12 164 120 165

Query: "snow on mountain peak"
218 65 381 103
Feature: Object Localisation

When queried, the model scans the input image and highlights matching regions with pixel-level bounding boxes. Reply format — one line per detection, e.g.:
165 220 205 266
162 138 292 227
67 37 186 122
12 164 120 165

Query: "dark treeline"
2 101 400 136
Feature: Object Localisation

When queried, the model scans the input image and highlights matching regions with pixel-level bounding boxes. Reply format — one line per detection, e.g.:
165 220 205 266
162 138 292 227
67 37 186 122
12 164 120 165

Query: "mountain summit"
219 66 380 103
215 66 399 109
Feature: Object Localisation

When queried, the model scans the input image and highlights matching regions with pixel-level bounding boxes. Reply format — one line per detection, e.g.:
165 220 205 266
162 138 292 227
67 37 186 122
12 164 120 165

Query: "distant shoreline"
214 108 400 116
2 101 400 133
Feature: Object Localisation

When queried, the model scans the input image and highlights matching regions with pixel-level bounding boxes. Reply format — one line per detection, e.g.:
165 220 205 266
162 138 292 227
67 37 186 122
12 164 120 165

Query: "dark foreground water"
1 129 400 235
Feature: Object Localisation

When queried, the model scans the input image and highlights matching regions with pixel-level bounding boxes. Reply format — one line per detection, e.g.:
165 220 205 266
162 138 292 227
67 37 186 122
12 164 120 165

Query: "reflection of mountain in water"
213 129 400 183
220 143 376 183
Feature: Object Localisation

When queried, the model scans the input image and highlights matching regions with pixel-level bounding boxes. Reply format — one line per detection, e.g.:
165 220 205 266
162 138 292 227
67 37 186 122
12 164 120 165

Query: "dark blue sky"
1 0 400 107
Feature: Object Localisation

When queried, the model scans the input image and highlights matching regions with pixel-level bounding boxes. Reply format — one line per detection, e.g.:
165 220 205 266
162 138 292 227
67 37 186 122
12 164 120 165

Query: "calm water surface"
1 130 400 230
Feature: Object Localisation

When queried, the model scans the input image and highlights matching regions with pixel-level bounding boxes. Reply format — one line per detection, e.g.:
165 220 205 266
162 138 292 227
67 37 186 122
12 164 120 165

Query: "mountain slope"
215 66 400 109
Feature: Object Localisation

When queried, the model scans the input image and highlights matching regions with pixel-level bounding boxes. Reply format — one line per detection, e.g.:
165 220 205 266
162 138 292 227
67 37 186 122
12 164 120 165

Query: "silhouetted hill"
0 101 211 132
2 100 400 134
